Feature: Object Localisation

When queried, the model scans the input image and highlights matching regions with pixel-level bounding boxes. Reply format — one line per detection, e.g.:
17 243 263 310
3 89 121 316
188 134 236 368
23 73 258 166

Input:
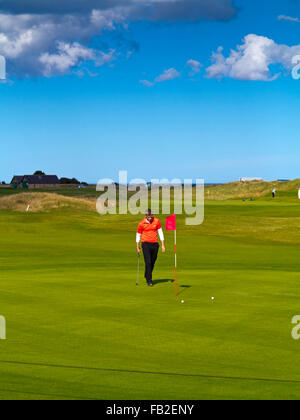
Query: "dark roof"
23 175 60 184
11 176 24 183
11 175 60 185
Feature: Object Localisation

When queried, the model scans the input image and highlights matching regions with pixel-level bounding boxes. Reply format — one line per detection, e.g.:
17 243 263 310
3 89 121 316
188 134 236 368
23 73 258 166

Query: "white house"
240 177 263 182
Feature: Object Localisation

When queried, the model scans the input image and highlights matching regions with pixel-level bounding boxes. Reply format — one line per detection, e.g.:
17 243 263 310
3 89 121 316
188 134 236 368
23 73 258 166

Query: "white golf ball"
211 297 215 301
181 300 184 304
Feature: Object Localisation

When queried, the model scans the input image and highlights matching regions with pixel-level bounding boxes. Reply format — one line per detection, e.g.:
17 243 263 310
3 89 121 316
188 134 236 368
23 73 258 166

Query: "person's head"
145 209 154 223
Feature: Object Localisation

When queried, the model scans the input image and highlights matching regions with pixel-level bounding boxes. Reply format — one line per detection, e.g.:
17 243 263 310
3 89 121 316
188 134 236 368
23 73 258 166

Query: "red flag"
166 214 176 231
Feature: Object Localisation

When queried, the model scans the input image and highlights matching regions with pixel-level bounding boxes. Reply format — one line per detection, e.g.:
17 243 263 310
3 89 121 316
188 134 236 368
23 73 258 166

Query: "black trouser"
142 242 159 284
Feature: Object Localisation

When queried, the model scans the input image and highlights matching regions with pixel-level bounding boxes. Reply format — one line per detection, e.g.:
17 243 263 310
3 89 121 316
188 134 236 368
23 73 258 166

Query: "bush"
60 177 81 185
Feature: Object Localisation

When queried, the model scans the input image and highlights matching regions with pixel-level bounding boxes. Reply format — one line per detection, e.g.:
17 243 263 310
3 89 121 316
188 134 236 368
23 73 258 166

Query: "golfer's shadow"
152 279 174 286
152 280 192 294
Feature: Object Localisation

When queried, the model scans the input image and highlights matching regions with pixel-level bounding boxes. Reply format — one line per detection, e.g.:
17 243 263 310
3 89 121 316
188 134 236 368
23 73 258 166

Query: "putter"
136 253 140 286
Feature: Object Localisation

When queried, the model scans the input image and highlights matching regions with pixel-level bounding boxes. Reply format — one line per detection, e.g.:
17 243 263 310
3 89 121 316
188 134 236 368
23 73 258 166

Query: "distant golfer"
136 209 166 287
272 188 276 199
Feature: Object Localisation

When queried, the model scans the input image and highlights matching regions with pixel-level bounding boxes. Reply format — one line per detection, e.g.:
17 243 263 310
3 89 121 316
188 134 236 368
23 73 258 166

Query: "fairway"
0 194 300 400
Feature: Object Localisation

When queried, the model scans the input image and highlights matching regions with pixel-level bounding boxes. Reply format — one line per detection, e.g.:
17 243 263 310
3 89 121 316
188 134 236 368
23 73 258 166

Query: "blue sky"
1 0 300 183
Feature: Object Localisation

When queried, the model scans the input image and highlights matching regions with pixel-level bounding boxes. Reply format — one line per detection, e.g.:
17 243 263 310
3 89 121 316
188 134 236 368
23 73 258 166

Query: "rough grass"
205 179 300 201
0 193 95 212
1 179 300 204
2 178 300 215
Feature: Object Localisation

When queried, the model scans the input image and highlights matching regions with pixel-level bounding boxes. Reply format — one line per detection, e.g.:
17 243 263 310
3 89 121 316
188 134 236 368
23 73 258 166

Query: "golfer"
136 209 166 287
272 188 276 199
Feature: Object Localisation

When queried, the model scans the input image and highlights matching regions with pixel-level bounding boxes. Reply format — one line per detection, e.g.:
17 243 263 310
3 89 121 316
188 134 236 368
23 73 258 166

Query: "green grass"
0 197 300 399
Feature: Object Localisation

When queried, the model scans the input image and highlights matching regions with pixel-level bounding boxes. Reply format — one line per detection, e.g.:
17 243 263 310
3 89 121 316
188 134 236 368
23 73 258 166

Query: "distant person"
272 189 276 199
298 189 300 200
136 209 165 287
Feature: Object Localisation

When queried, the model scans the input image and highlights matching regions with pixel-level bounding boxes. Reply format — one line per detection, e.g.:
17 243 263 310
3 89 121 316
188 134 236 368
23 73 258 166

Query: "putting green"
0 197 300 400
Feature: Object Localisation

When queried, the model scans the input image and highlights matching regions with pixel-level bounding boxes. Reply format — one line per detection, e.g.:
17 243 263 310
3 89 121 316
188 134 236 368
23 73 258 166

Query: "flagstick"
174 229 177 296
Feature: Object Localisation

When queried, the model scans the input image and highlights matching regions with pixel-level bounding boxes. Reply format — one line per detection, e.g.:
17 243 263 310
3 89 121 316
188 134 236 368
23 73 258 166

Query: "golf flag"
166 215 177 296
166 214 176 231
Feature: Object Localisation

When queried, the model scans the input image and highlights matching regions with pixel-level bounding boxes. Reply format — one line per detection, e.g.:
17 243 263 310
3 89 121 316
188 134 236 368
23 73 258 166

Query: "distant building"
239 177 263 182
11 175 60 189
11 176 24 185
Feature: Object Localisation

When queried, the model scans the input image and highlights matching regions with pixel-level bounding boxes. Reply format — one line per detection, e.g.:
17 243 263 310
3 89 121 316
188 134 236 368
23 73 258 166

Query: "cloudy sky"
1 0 300 183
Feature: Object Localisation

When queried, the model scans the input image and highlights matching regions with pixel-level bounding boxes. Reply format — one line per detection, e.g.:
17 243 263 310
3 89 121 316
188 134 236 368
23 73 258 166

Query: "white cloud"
140 67 181 87
39 42 116 76
139 79 154 87
0 11 122 77
187 59 202 75
40 43 94 74
206 34 300 81
278 15 300 23
155 68 181 82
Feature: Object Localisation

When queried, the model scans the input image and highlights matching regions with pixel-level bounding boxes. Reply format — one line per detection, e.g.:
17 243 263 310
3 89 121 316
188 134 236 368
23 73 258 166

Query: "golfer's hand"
137 246 141 255
162 245 166 253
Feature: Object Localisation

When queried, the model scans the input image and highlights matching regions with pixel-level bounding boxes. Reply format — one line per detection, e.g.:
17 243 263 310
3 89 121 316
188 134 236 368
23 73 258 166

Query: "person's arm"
158 227 166 253
136 223 143 254
136 233 141 254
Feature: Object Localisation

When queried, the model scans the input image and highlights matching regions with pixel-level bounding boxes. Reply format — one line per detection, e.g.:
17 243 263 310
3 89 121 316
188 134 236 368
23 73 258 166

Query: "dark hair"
145 209 153 216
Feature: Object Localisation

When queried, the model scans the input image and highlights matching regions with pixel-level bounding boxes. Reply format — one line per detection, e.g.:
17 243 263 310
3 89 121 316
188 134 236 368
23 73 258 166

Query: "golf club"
136 252 140 286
